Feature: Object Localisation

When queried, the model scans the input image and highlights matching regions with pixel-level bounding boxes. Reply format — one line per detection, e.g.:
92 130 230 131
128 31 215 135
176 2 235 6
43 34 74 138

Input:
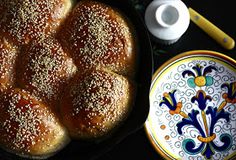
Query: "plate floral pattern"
146 50 236 160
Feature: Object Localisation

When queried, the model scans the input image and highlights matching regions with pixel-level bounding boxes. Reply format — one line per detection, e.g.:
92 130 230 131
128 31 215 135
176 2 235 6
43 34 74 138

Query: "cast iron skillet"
0 0 153 159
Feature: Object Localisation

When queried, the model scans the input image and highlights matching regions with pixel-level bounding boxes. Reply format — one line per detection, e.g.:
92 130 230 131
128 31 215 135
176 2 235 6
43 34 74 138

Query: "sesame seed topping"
0 38 18 91
19 38 77 106
59 0 134 75
0 89 60 153
0 0 136 148
68 69 131 133
0 0 72 44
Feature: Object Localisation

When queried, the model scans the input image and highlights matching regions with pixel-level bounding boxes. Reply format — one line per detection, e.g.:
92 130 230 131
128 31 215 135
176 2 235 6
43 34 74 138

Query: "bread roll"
0 37 18 92
0 0 73 45
0 88 70 159
60 68 135 140
57 0 137 77
17 38 77 109
0 0 138 158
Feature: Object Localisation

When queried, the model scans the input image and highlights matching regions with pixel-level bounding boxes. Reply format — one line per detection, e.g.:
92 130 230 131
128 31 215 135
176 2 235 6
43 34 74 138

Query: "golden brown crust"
0 88 70 159
0 0 137 157
57 0 137 76
0 0 73 45
60 68 134 140
0 37 18 92
17 38 77 110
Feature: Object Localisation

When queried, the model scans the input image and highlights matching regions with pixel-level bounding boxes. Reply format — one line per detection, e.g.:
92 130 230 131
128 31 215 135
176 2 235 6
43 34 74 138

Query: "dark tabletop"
97 0 236 159
0 1 234 160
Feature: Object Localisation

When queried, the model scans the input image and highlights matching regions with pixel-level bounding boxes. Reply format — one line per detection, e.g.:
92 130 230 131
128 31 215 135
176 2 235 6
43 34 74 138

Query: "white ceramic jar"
145 0 190 44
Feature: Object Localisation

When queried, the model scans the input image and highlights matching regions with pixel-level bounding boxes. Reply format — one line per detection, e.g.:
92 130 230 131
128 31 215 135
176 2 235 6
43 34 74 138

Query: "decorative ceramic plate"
145 50 236 160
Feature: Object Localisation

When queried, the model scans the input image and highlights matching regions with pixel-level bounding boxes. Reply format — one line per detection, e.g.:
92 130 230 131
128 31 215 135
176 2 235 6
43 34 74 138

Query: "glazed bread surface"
57 0 137 77
60 68 134 140
0 0 73 45
17 37 77 110
0 88 70 159
0 37 18 92
0 0 138 158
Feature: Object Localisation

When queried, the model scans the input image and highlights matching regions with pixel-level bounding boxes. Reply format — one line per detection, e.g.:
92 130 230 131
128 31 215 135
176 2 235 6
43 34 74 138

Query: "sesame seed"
0 89 56 152
0 38 18 91
58 0 135 75
68 69 131 133
0 0 136 146
0 0 72 45
18 38 77 106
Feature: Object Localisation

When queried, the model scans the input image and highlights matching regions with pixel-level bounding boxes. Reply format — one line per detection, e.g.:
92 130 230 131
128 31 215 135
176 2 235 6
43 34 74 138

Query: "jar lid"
145 50 236 159
145 0 190 44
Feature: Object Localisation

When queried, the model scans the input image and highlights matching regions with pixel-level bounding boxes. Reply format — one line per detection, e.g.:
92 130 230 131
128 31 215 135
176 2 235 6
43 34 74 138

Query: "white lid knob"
145 0 190 44
155 4 179 28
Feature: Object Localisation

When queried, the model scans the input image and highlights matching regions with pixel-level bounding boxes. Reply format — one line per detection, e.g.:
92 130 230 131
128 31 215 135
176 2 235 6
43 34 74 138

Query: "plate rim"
151 50 236 82
144 49 236 160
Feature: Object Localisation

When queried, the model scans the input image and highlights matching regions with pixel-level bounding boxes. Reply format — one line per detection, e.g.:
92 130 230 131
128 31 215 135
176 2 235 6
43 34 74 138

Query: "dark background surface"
0 0 235 160
98 0 236 160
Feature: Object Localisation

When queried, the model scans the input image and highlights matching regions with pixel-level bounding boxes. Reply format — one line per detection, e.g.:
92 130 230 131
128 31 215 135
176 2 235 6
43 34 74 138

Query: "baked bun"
0 88 70 159
0 0 138 158
0 0 73 45
60 68 134 140
17 38 77 109
57 0 137 76
0 38 18 91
